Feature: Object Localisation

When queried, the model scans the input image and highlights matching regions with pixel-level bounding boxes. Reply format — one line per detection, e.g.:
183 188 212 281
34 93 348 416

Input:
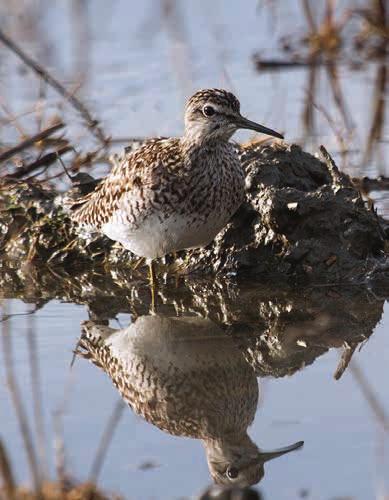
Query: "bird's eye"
226 467 239 479
203 105 215 117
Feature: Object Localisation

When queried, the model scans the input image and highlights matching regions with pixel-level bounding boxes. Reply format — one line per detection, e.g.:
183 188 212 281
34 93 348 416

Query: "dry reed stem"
0 29 110 147
301 0 317 33
89 401 125 483
1 302 43 498
26 309 49 479
314 103 351 159
0 438 16 500
4 146 72 179
52 368 77 488
364 63 387 164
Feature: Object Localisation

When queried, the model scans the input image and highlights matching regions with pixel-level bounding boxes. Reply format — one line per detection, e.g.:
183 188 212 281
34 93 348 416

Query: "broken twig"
0 122 65 163
320 144 352 188
5 146 72 179
334 342 358 380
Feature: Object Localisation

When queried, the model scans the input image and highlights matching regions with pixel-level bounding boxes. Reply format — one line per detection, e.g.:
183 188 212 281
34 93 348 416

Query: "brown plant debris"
0 481 123 499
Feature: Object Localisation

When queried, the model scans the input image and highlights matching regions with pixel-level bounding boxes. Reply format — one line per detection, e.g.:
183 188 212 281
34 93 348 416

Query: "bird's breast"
102 149 245 258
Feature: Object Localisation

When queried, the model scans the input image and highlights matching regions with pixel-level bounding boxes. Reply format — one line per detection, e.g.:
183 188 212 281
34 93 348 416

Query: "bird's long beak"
231 440 304 472
258 440 304 463
235 115 284 139
225 440 303 479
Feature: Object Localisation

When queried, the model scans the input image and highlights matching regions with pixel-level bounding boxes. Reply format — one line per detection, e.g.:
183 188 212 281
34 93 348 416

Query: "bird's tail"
74 322 135 410
64 190 97 224
62 171 103 226
75 320 116 369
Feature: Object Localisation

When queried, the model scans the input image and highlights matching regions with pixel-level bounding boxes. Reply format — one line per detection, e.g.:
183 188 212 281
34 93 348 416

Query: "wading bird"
70 89 283 288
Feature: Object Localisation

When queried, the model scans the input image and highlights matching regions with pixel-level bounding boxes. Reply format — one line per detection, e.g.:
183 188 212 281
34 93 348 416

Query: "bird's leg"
148 259 156 286
132 256 145 270
147 259 157 312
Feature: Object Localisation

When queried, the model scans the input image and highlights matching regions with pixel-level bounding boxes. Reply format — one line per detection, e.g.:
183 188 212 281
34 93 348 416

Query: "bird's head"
184 88 283 144
205 434 303 487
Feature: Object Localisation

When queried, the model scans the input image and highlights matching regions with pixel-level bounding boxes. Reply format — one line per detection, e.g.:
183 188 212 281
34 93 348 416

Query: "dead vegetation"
255 0 388 67
0 296 126 500
0 475 123 500
254 1 389 191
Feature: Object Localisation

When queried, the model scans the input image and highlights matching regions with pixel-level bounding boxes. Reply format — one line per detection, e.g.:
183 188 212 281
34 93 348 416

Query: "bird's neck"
180 136 233 164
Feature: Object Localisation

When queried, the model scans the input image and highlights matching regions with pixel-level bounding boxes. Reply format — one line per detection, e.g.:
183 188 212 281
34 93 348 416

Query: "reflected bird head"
184 88 284 143
206 434 303 487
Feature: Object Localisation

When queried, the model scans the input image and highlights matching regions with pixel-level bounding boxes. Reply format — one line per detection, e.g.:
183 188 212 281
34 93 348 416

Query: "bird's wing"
69 137 182 228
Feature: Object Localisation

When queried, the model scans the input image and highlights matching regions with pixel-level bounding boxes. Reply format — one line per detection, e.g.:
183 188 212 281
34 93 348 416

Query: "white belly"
101 209 234 259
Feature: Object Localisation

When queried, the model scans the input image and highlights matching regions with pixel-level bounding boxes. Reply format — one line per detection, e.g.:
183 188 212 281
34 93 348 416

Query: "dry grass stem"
350 360 389 432
0 439 16 500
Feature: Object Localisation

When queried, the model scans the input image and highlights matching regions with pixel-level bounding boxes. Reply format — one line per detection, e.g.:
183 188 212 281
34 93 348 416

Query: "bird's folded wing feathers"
68 138 182 228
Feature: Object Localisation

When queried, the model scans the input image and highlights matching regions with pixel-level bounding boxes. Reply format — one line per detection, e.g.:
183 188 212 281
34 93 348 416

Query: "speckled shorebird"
70 89 283 283
76 314 303 486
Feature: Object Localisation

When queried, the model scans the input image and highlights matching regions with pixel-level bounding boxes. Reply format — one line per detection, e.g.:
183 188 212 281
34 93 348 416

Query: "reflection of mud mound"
230 288 384 378
1 142 387 282
0 253 384 380
163 281 383 380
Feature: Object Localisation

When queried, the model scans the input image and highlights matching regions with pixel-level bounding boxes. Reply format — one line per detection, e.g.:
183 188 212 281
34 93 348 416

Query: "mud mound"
1 142 387 284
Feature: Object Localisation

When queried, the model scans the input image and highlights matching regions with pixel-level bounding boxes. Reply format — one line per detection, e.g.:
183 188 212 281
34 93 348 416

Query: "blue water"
1 295 388 499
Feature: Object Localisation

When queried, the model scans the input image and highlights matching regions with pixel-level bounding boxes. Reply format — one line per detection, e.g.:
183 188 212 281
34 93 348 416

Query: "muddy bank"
1 141 388 285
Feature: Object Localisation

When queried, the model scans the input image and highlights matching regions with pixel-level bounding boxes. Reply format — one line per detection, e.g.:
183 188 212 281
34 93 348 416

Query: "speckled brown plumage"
71 137 243 233
69 89 283 260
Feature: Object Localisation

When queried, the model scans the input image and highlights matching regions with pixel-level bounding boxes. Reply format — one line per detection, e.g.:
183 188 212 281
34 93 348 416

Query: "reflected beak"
231 440 304 473
258 440 304 463
234 115 284 139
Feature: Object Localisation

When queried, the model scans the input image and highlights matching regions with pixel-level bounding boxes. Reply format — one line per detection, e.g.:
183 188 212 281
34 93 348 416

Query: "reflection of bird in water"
69 89 283 287
77 314 302 487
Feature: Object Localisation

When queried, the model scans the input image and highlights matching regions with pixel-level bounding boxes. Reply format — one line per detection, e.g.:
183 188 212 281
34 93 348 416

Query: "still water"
1 0 389 499
1 280 389 499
